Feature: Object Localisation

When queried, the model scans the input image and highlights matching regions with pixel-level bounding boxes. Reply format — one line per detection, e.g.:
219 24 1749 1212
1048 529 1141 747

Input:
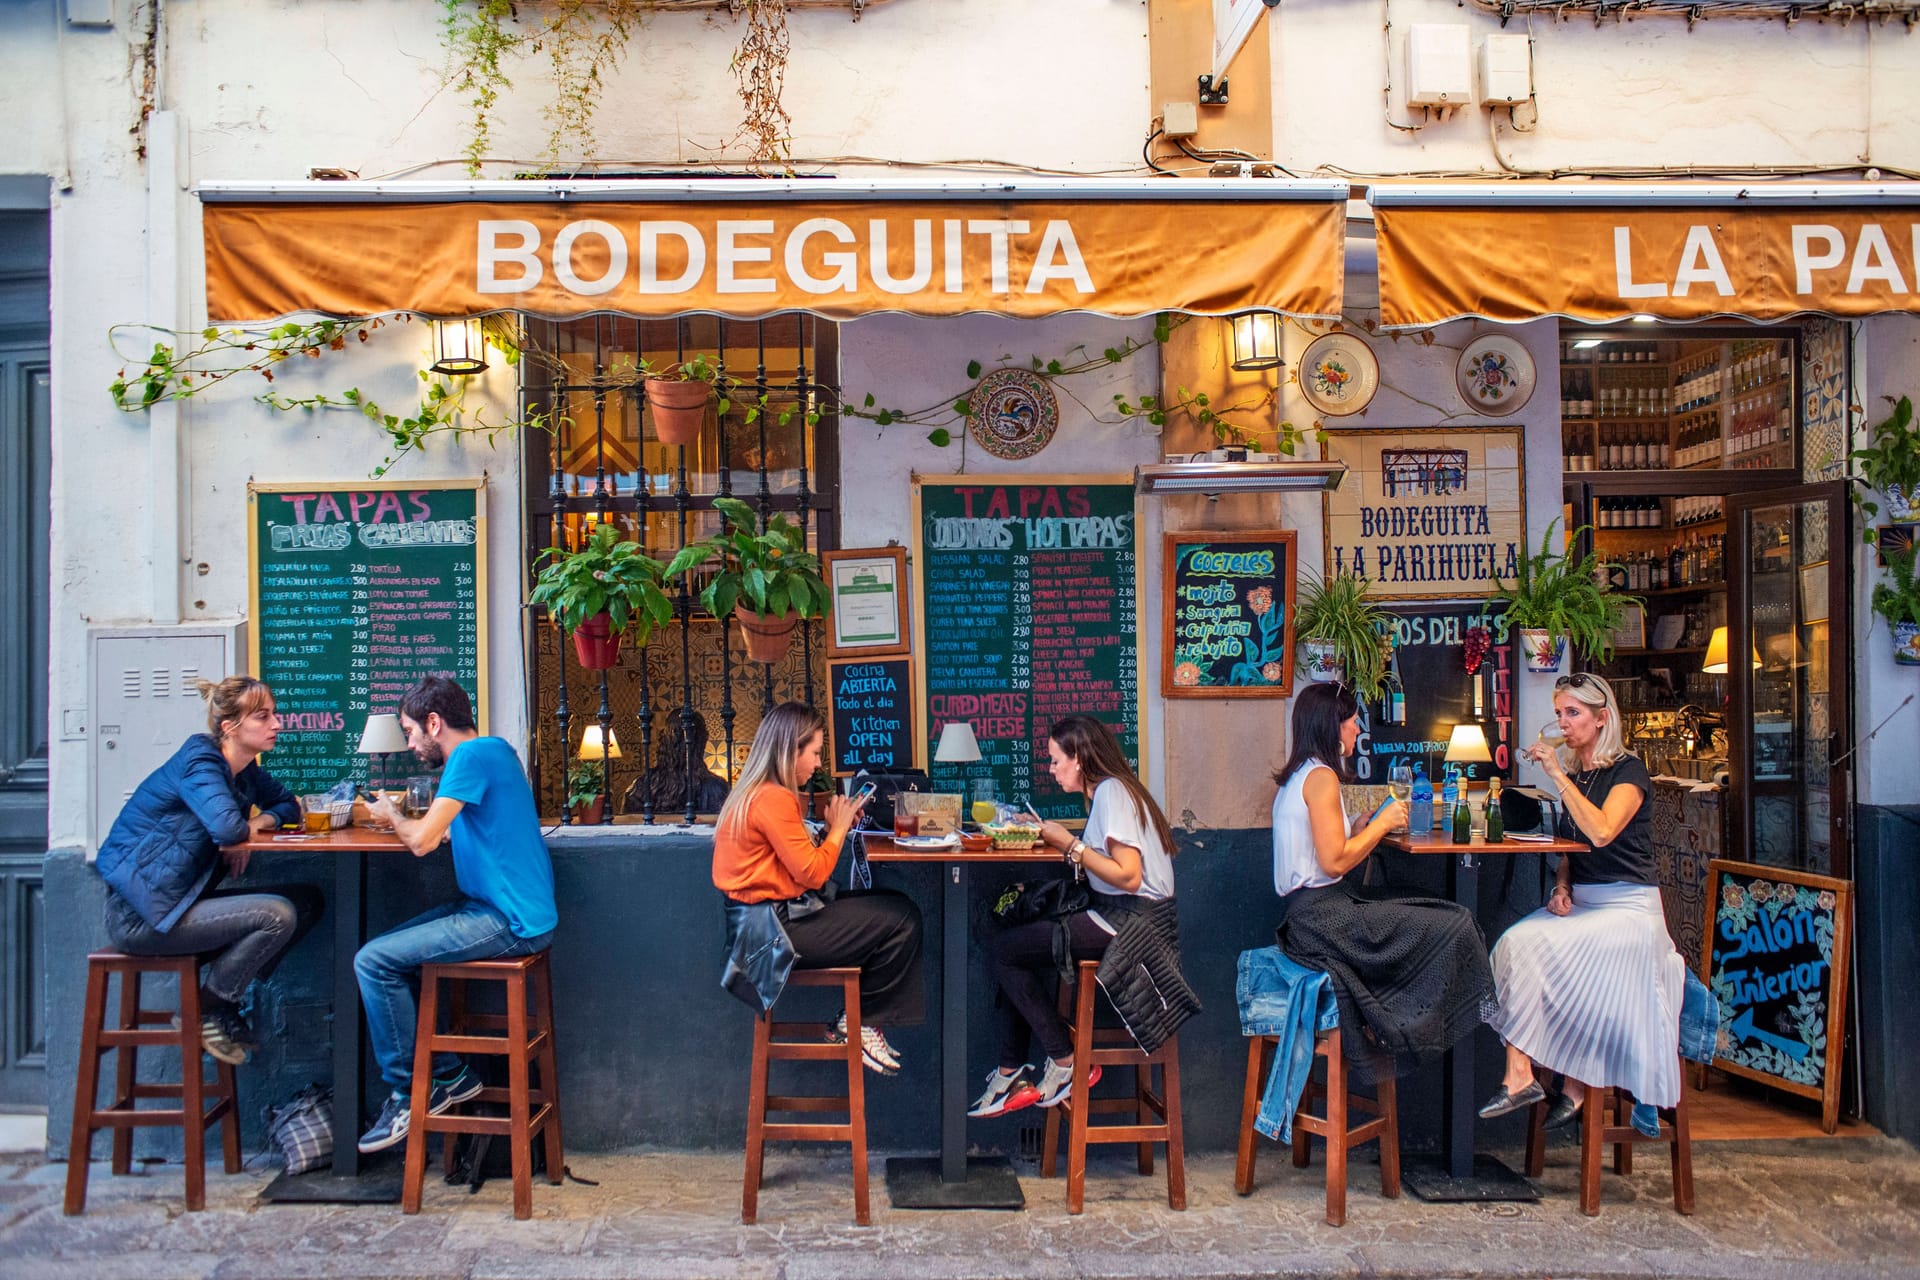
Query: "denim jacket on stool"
1237 946 1340 1144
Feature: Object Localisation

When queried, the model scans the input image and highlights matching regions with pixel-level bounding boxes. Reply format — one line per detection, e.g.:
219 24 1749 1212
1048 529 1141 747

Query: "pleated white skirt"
1488 882 1684 1107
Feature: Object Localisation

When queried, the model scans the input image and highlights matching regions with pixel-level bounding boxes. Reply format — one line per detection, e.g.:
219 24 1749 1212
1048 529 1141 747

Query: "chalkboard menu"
1355 602 1513 785
828 656 914 776
248 481 488 796
1163 531 1296 698
914 476 1140 822
1703 860 1852 1132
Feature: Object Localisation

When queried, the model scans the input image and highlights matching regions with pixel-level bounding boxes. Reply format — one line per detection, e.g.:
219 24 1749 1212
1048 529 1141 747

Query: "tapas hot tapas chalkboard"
1162 531 1296 698
1702 859 1852 1133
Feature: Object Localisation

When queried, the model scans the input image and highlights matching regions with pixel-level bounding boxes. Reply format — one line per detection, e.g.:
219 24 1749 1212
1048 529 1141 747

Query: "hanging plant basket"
1518 628 1568 674
734 604 800 664
1886 483 1917 522
1299 639 1344 684
646 377 711 445
1893 620 1920 666
571 612 622 669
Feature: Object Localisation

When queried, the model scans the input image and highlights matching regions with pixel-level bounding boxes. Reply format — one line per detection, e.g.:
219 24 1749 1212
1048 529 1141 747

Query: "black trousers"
783 889 926 1027
989 910 1112 1068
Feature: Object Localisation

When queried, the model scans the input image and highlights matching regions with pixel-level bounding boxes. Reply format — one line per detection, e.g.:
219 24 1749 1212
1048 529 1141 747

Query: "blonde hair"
714 702 827 840
1553 674 1628 771
196 676 275 741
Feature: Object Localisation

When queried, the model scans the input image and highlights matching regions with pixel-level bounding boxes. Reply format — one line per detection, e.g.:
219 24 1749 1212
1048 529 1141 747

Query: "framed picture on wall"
1800 560 1830 624
1610 602 1647 652
822 547 910 657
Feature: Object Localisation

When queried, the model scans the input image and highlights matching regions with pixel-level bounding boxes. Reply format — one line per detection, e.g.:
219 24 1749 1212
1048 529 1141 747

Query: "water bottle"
1440 767 1459 835
1410 763 1434 836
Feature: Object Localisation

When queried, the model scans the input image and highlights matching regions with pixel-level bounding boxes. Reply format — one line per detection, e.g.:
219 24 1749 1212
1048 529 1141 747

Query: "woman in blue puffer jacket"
94 676 322 1065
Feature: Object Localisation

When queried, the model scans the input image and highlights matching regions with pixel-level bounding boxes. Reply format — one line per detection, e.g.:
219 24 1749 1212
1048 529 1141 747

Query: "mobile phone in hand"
852 781 878 806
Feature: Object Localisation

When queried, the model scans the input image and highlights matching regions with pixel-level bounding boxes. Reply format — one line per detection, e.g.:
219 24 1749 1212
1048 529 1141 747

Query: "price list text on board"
915 478 1140 822
248 482 487 796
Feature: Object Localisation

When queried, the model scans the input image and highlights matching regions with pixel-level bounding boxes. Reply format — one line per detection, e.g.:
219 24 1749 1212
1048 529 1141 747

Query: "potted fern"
566 761 609 825
1294 571 1389 700
645 353 720 446
1871 543 1920 666
528 523 675 669
665 496 829 663
1490 519 1637 672
1851 394 1920 530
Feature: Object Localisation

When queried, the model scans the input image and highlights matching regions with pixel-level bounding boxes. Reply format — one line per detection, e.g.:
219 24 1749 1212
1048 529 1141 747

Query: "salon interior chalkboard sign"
1355 603 1512 785
828 656 915 777
1163 531 1296 697
1702 859 1852 1133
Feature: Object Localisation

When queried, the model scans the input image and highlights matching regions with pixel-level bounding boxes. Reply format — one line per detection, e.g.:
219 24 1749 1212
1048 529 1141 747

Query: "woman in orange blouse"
713 702 924 1073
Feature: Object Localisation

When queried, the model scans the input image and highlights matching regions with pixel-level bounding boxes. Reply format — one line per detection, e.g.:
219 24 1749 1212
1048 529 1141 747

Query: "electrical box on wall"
88 622 248 851
1478 34 1533 106
1406 24 1472 108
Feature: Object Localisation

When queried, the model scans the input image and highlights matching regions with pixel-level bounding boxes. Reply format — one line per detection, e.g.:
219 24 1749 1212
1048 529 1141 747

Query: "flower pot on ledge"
646 377 711 445
567 796 606 826
571 613 622 669
734 604 800 664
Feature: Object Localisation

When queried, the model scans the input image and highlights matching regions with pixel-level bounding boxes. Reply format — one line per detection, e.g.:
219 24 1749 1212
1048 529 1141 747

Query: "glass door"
1727 482 1852 877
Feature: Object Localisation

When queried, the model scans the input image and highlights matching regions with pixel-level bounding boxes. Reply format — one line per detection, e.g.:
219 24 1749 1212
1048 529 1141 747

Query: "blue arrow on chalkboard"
1730 1008 1808 1060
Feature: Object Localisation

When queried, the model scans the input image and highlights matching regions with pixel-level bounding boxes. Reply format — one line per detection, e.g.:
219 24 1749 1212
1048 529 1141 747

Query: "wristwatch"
1068 839 1088 864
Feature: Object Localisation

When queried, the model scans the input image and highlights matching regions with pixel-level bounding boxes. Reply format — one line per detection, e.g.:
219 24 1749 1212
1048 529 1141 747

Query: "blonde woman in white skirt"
1477 672 1684 1138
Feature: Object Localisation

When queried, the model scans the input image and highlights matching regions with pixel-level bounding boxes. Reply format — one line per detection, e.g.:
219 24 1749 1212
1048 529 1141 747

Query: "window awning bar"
1369 182 1920 209
197 176 1351 205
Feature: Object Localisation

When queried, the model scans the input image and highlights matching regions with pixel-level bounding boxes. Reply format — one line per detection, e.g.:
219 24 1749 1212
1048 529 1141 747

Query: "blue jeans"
354 899 553 1094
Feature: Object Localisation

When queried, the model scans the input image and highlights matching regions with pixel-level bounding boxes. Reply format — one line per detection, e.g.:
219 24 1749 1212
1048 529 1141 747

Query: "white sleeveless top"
1271 759 1340 897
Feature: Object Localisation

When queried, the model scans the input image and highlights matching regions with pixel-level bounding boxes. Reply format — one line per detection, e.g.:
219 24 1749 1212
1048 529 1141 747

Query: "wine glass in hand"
1387 764 1413 831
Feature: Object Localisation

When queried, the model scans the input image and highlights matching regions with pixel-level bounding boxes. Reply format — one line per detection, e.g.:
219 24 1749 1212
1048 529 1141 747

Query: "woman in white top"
1272 682 1493 1075
968 715 1177 1118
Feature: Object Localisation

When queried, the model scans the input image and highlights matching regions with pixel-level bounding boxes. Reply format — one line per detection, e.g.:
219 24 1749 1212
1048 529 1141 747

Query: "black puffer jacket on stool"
1094 896 1200 1055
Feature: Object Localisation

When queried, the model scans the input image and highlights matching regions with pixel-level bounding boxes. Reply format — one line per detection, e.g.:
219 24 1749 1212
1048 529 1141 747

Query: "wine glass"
1387 764 1413 831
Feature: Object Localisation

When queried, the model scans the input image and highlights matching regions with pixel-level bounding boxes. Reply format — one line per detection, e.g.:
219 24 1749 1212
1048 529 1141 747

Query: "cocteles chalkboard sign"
828 656 914 776
1162 531 1296 697
913 475 1140 822
1702 859 1853 1133
1355 602 1514 785
248 481 488 796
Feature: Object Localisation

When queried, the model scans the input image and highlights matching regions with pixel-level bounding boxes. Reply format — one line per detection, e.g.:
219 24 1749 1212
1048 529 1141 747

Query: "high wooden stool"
65 952 240 1214
1039 960 1186 1214
742 967 870 1225
401 950 564 1219
1524 1061 1694 1217
1233 1028 1400 1227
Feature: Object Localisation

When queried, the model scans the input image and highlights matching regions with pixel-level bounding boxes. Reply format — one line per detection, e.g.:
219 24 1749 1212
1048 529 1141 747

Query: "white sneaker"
968 1067 1041 1118
1034 1056 1101 1108
829 1011 902 1075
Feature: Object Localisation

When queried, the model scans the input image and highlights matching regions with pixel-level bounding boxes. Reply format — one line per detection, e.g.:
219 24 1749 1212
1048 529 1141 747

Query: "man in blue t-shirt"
354 676 558 1154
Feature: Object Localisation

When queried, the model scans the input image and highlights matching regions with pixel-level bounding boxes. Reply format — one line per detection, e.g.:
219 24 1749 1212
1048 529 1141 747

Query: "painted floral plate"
1297 332 1380 417
1456 334 1536 416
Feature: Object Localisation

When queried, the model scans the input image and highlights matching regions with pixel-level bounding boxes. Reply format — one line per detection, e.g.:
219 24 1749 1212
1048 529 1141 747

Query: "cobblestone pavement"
4 1138 1916 1280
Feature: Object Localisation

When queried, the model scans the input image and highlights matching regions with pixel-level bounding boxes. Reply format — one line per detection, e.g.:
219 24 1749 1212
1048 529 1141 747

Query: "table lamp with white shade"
356 713 409 792
933 721 981 768
577 724 622 761
1444 723 1493 782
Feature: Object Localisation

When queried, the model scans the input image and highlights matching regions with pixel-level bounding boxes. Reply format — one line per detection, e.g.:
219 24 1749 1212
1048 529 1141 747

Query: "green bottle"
1451 784 1472 844
1485 777 1505 843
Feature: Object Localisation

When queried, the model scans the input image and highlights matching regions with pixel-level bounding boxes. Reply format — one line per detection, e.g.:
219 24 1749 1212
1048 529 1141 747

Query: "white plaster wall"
1269 0 1920 174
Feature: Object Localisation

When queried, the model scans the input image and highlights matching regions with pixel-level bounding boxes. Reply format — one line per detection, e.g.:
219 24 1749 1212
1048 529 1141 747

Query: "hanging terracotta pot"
571 612 622 669
734 604 800 664
645 377 711 445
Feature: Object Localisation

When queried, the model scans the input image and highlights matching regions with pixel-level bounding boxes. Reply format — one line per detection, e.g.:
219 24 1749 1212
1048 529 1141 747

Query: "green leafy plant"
1869 543 1920 629
665 496 828 622
1849 395 1920 538
1294 571 1389 701
566 761 609 812
1489 519 1638 664
528 522 675 639
653 353 720 385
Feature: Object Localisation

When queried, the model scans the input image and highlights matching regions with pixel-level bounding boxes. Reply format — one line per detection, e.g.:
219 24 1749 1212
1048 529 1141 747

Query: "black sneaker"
358 1092 411 1153
428 1065 484 1114
196 1015 250 1067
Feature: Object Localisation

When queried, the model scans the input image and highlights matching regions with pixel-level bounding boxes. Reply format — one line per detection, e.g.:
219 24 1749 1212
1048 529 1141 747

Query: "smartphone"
852 781 878 806
1016 795 1038 822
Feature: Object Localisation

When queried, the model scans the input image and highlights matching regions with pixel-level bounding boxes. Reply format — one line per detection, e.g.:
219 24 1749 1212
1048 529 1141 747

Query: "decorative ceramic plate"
1297 333 1380 417
967 367 1059 460
1456 334 1536 415
889 833 960 851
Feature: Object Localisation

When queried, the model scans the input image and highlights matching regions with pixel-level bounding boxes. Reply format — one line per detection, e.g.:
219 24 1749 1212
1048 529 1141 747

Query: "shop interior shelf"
1608 646 1709 658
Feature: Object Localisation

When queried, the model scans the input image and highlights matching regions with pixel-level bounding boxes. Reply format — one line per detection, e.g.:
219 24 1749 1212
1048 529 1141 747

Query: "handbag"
992 876 1090 927
264 1084 333 1176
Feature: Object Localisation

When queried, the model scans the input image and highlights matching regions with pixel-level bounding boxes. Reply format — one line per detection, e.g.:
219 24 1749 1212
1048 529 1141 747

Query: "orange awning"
199 178 1348 324
1372 183 1920 330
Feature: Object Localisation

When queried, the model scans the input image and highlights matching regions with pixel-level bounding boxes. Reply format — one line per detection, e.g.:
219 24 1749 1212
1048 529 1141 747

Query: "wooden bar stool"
65 952 240 1215
1524 1060 1694 1217
743 967 870 1226
1233 1028 1399 1226
1039 960 1186 1214
401 950 564 1220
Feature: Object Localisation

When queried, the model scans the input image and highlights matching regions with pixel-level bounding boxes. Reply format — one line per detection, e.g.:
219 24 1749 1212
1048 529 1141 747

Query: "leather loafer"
1477 1080 1546 1119
1542 1090 1583 1131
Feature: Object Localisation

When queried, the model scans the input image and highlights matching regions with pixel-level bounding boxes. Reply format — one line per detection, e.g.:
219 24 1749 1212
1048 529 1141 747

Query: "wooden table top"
859 834 1069 864
1380 830 1588 856
227 826 411 854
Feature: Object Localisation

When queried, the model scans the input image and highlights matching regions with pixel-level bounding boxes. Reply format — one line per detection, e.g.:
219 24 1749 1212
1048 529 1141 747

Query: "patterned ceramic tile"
1800 317 1850 482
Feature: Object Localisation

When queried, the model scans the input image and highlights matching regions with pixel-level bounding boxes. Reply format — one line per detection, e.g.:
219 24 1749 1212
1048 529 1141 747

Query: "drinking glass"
1387 765 1413 831
404 776 435 819
969 779 998 828
893 811 920 839
302 794 333 834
